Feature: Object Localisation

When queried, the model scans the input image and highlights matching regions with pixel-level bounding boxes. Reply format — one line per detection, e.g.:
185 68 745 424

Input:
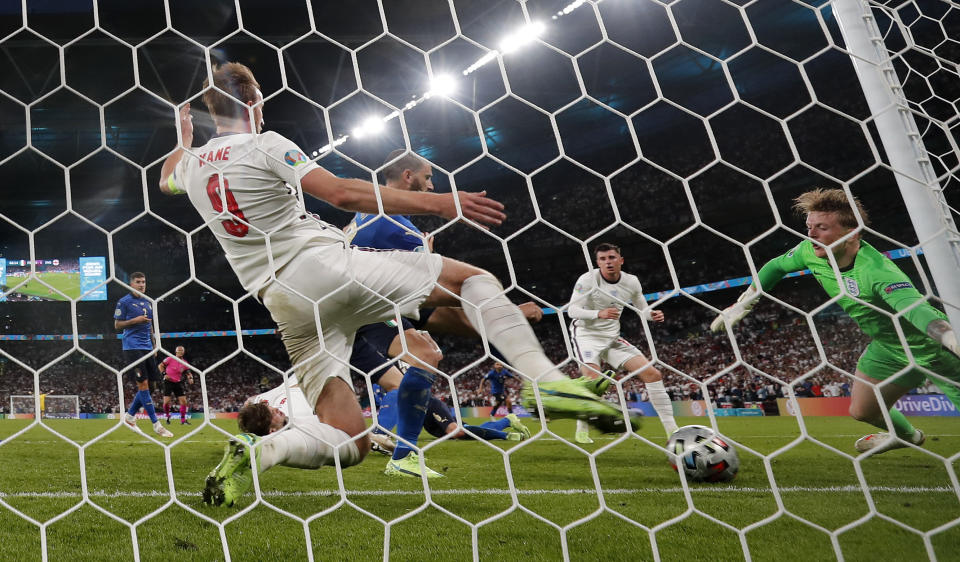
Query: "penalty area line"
2 485 957 499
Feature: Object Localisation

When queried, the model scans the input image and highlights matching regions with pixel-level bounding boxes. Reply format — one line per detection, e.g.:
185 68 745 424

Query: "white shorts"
571 327 644 371
260 243 443 409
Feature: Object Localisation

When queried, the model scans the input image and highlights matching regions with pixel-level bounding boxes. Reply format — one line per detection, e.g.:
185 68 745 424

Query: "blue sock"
376 390 399 433
464 424 508 440
483 418 511 431
138 390 158 423
127 392 142 416
392 367 435 461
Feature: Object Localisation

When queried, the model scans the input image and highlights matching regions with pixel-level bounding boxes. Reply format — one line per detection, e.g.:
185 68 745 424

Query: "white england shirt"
251 375 312 417
568 269 645 338
168 131 346 293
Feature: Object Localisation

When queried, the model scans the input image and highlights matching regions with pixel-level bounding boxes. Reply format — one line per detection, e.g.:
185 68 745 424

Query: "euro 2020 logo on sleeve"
284 150 307 167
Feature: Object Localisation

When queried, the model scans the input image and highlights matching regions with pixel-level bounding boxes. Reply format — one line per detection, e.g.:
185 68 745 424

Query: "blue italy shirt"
348 213 426 251
114 294 153 350
483 369 514 395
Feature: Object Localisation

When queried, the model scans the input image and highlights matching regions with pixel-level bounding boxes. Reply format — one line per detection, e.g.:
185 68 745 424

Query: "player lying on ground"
204 332 530 505
161 63 634 473
567 243 677 443
375 380 531 443
203 376 355 507
711 188 960 454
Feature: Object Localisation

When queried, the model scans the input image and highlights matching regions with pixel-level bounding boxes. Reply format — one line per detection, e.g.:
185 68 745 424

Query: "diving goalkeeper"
710 188 960 455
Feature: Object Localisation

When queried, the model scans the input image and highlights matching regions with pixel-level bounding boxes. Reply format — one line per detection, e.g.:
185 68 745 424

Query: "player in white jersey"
568 243 678 442
160 64 635 501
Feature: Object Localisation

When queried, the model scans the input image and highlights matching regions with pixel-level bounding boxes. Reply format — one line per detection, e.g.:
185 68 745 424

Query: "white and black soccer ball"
666 425 739 483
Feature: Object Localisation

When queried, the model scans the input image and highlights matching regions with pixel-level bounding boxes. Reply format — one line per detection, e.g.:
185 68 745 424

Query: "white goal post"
9 394 80 420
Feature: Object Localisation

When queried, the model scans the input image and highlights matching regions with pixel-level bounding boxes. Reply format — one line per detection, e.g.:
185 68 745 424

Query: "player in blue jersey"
480 362 516 419
114 272 173 438
344 150 541 477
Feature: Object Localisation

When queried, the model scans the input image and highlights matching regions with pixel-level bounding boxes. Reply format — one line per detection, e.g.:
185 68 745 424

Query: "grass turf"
0 415 958 561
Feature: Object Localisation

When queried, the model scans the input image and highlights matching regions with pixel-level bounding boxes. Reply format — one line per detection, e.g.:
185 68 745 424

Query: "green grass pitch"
0 415 958 561
6 273 81 301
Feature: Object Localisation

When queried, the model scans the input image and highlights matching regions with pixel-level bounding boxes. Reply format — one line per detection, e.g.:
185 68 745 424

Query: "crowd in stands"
1 285 950 417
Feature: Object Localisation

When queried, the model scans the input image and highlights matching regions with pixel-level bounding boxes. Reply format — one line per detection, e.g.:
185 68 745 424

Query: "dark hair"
202 62 261 122
129 272 146 280
594 243 621 256
793 188 869 228
238 402 272 436
382 149 427 182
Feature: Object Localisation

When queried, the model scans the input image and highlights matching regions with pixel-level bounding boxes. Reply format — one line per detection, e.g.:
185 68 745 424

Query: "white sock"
576 419 589 434
645 380 678 436
461 274 564 382
259 416 361 471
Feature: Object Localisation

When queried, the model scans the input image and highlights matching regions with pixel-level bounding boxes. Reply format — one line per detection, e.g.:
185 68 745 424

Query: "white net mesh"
1 0 959 560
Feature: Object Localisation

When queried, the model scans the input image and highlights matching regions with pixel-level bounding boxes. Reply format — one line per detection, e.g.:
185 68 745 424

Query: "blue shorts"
423 397 453 438
123 349 159 384
350 321 410 383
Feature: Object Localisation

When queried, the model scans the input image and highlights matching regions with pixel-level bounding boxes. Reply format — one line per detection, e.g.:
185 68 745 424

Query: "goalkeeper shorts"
857 340 960 390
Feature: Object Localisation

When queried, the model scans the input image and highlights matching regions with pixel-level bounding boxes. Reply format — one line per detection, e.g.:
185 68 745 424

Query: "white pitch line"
1 485 956 499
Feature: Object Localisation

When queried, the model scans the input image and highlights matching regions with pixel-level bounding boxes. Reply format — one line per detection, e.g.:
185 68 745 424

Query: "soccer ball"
666 425 739 483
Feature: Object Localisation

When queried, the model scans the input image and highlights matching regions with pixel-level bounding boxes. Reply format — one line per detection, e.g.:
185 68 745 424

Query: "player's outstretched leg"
855 429 925 455
520 378 640 433
204 433 260 507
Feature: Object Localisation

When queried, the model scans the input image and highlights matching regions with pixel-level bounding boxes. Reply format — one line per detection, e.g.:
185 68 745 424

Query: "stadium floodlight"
499 22 545 54
351 116 386 139
428 74 457 98
554 0 588 19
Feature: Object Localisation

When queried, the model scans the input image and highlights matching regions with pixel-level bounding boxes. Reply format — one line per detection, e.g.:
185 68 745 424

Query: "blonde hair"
793 188 869 228
202 62 260 122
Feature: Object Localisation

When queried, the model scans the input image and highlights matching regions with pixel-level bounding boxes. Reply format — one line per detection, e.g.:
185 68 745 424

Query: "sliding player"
711 188 960 455
161 64 630 479
568 243 678 443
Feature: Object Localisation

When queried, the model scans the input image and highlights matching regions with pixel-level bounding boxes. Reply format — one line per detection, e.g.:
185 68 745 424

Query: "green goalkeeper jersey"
756 240 946 360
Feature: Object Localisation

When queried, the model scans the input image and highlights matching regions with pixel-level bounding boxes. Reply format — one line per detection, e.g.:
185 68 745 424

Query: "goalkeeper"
711 188 960 455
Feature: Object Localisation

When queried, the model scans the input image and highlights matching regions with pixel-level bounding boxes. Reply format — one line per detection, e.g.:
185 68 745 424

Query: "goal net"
9 395 80 420
0 0 958 560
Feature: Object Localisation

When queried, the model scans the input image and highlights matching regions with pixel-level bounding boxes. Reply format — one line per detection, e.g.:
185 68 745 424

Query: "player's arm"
876 277 960 359
632 279 664 323
710 245 807 333
299 167 505 227
158 104 193 195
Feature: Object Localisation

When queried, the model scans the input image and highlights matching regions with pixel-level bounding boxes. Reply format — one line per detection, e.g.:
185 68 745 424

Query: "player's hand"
518 301 543 323
449 190 505 228
649 310 665 323
598 307 620 320
423 231 435 252
132 314 151 325
709 286 758 333
179 103 194 147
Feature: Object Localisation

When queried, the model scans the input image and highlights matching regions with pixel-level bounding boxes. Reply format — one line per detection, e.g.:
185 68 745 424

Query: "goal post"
832 0 960 326
9 394 80 419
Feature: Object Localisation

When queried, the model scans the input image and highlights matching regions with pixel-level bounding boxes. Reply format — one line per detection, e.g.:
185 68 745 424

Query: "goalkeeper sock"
126 393 142 416
887 407 918 440
464 424 508 440
646 380 678 436
138 390 159 423
259 418 361 471
375 389 399 433
392 367 435 461
461 273 564 383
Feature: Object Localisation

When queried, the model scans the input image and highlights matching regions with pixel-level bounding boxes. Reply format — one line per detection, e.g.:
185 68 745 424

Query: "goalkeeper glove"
709 285 759 333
